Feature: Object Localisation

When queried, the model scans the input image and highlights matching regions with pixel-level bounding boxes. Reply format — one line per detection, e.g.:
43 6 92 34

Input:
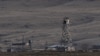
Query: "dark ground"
0 51 100 56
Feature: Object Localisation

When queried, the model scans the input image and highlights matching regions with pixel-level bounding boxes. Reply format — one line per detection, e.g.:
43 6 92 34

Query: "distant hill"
0 0 72 9
0 0 100 49
0 0 99 9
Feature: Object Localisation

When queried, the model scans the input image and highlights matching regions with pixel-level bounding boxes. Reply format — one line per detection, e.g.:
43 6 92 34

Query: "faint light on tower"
63 17 70 24
64 17 70 24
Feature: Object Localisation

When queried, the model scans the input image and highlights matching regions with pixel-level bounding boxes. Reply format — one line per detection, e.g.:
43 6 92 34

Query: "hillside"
0 0 100 49
0 0 72 9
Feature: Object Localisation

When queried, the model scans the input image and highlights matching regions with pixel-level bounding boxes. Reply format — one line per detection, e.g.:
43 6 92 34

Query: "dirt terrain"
0 0 100 49
0 51 100 56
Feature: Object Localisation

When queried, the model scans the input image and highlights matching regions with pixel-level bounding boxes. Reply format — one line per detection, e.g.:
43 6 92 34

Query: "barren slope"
0 0 100 49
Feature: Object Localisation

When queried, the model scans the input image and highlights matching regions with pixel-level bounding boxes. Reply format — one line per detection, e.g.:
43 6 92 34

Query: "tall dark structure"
61 17 72 46
58 17 75 51
28 40 32 50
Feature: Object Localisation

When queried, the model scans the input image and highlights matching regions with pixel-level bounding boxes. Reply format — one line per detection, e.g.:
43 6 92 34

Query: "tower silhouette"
61 17 72 46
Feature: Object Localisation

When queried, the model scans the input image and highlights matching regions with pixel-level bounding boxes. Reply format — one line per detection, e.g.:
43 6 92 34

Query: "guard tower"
44 17 75 51
60 17 75 51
